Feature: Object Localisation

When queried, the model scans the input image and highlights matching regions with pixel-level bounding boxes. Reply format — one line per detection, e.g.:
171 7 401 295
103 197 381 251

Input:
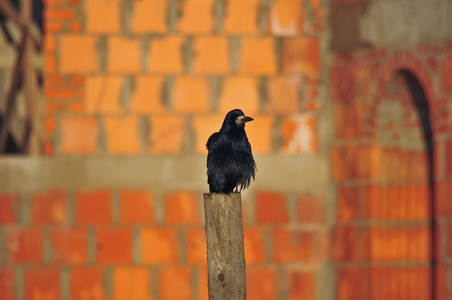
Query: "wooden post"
203 193 246 300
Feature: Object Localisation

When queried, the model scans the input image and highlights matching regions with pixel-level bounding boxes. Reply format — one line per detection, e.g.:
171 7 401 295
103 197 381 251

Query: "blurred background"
0 0 451 299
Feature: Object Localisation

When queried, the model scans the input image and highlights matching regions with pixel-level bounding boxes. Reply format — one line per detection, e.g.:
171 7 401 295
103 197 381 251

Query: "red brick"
280 115 318 154
107 37 141 73
104 116 141 154
178 0 215 34
336 186 359 222
255 191 289 224
218 77 259 114
70 22 82 32
297 194 324 224
45 8 73 20
271 229 319 263
70 267 107 300
60 36 98 73
25 268 60 300
60 116 99 154
95 228 133 264
244 228 266 264
85 76 123 114
336 267 368 300
130 76 166 114
45 116 56 134
265 76 301 113
0 268 15 300
446 139 452 176
268 0 304 36
445 223 452 258
147 36 184 73
164 191 200 224
193 37 230 74
245 115 274 154
247 268 278 300
85 0 120 33
7 228 42 264
113 267 150 300
334 103 367 139
148 116 185 154
141 228 179 264
282 37 320 78
75 190 112 225
330 226 359 262
440 56 452 92
119 190 155 224
287 270 315 300
197 267 208 300
158 268 193 300
0 194 19 224
185 228 207 265
192 115 224 153
436 264 450 299
131 0 168 33
223 0 260 34
32 190 68 224
51 228 88 264
239 38 277 75
173 76 210 113
331 145 380 180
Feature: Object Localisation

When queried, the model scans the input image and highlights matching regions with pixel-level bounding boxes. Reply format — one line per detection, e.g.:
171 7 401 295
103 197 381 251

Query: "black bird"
206 109 256 194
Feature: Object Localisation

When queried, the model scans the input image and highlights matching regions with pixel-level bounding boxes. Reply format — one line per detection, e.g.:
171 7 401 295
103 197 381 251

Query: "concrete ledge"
0 155 328 193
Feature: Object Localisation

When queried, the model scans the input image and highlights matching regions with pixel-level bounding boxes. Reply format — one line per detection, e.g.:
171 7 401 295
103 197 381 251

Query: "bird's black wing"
206 132 220 167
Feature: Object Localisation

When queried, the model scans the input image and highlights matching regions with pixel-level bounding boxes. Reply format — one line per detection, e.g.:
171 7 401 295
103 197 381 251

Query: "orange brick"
246 115 273 154
247 268 278 300
85 76 123 114
130 76 166 114
45 21 63 33
96 228 133 264
164 191 200 224
185 228 207 265
178 0 214 33
287 270 315 300
239 38 277 75
223 0 260 34
131 0 168 33
119 190 155 224
255 191 289 224
45 102 65 113
0 268 15 300
268 0 304 36
44 35 56 52
32 190 68 224
60 35 98 73
45 116 56 134
265 76 301 113
192 115 224 153
104 116 141 154
197 268 208 300
45 8 74 20
141 228 179 264
107 37 141 73
70 22 82 32
271 229 319 263
297 195 324 224
75 190 112 225
51 228 88 264
68 102 84 112
337 186 359 222
45 88 74 99
193 37 230 74
280 115 318 154
282 37 320 78
0 194 19 224
85 0 120 33
158 268 193 300
25 269 60 300
441 56 452 92
244 228 266 264
70 268 107 300
60 116 99 154
148 116 185 154
45 75 64 86
7 228 42 264
147 36 184 73
44 139 54 156
173 77 210 113
218 77 259 114
336 267 367 300
44 55 56 74
113 267 151 300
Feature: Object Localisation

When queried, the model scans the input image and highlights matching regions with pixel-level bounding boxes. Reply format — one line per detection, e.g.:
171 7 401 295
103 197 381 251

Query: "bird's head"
221 109 254 131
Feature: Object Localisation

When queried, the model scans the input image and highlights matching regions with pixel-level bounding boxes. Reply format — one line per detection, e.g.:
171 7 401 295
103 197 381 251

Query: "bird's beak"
236 115 254 125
